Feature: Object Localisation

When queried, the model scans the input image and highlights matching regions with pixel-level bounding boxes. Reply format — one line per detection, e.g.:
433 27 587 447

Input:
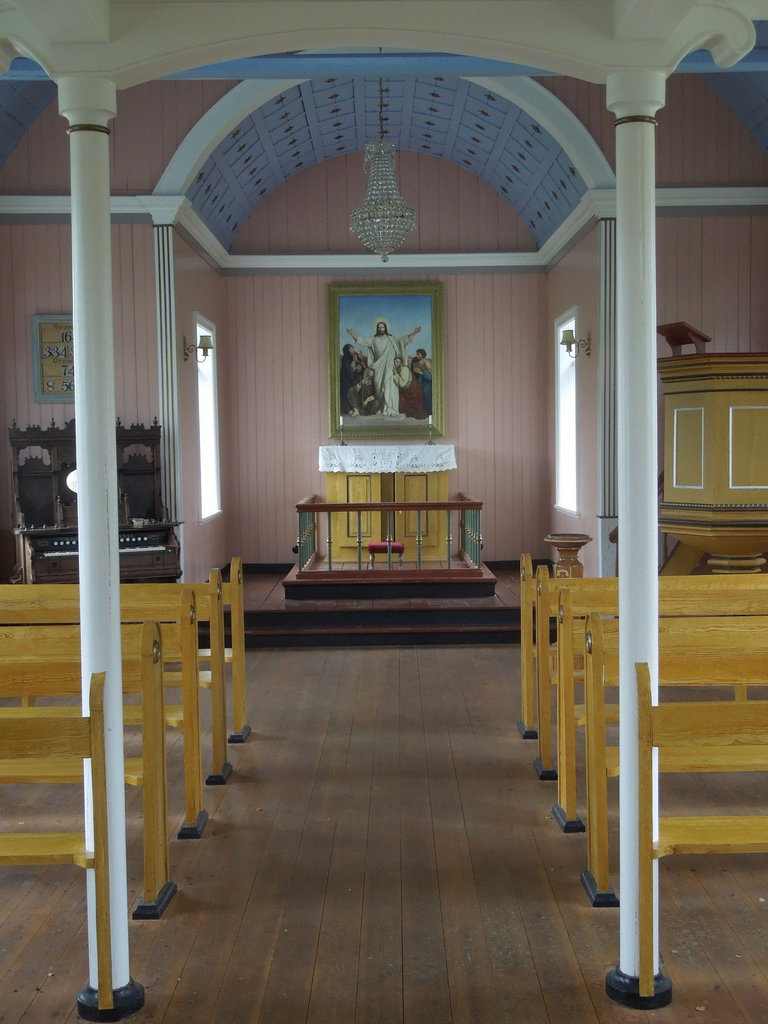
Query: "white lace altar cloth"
319 444 457 474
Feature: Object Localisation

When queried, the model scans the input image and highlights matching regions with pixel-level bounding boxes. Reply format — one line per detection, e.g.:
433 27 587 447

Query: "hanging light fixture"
349 78 416 262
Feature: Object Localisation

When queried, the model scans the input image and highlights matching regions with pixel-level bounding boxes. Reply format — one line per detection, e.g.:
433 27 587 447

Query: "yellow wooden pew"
0 673 114 1010
636 659 768 998
0 619 176 918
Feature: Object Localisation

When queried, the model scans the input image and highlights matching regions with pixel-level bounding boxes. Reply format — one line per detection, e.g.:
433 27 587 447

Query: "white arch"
473 76 615 189
154 78 304 196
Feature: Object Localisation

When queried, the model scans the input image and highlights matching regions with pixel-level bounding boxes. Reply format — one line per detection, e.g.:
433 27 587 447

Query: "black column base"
533 756 557 781
206 761 233 786
517 720 537 739
605 966 672 1009
77 978 145 1021
228 723 252 744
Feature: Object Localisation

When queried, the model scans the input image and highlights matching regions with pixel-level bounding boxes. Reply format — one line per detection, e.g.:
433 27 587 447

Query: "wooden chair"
0 673 114 1010
0 620 176 918
636 660 768 998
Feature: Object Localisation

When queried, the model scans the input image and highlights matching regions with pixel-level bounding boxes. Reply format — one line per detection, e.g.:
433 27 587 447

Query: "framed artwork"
327 282 444 440
32 315 75 402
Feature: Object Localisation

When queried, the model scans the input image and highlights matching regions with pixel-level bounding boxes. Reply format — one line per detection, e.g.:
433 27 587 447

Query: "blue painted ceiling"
2 34 768 252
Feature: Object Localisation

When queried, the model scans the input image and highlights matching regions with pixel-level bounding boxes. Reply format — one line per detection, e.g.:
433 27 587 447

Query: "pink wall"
172 234 232 581
541 74 768 188
3 74 768 576
220 271 550 564
233 151 538 255
546 228 601 576
0 223 159 546
0 81 232 195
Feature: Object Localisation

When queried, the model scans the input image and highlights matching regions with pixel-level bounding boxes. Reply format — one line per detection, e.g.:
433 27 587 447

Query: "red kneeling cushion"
368 541 404 554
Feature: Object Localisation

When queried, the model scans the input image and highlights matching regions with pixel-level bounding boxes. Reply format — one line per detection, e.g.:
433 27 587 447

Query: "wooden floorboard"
2 642 768 1021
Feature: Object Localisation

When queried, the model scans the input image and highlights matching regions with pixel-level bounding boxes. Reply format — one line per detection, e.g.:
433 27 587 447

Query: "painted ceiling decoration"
185 75 587 250
1 29 768 253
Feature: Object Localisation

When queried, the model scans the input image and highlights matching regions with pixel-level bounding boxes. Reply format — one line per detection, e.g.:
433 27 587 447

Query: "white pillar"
58 75 144 1018
605 69 670 1009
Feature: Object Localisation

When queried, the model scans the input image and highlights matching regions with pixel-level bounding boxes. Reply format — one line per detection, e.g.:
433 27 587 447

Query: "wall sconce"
183 334 213 363
560 328 591 358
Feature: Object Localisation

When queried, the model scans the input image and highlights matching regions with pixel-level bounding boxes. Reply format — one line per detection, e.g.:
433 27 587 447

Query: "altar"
319 444 457 561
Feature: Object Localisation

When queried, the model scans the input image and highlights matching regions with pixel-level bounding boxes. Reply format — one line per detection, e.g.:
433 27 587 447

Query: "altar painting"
328 282 444 439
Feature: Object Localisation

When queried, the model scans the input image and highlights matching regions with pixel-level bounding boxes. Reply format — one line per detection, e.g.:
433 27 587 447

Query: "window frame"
192 314 222 523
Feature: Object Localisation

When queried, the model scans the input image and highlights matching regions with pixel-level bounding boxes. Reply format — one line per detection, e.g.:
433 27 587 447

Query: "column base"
76 978 145 1021
605 966 672 1009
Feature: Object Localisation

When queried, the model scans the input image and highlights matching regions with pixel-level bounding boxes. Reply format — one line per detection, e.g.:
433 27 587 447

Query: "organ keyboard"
19 524 181 583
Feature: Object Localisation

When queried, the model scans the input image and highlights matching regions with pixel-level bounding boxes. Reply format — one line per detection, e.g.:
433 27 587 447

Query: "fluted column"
605 68 669 1010
153 223 182 525
58 75 144 1020
597 216 617 574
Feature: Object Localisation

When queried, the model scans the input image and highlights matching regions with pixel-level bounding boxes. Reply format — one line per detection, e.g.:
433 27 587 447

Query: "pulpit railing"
294 494 483 573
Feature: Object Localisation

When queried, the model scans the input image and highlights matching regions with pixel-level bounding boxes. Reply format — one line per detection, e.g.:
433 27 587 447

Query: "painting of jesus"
328 282 444 439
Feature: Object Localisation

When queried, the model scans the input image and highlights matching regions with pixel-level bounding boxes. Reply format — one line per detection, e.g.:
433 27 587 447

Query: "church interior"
2 2 768 1020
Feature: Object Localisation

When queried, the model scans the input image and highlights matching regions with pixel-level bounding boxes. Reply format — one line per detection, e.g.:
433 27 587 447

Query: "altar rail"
295 494 483 572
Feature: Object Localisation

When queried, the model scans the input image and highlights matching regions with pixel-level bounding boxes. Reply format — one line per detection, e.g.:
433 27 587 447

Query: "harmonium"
8 418 181 584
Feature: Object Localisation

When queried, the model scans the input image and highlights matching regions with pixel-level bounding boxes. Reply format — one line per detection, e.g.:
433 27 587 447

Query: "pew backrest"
0 672 114 1006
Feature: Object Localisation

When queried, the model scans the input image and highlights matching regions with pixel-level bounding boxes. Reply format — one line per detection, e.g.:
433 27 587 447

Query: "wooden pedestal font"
545 533 592 577
658 353 768 573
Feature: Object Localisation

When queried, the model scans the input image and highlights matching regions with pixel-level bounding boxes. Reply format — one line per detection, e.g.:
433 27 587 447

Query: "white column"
58 76 144 1017
605 69 670 1008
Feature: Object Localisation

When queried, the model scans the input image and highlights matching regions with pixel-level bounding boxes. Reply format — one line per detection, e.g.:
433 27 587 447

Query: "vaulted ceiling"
2 32 768 252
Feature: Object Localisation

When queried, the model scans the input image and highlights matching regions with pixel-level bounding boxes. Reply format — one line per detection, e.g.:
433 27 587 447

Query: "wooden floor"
2 644 768 1022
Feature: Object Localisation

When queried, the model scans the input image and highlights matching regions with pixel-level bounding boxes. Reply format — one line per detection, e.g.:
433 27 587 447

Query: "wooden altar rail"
295 494 483 572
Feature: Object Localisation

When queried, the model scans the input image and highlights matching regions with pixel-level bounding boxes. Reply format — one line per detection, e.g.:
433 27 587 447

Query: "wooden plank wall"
232 150 538 255
221 271 551 565
0 223 159 555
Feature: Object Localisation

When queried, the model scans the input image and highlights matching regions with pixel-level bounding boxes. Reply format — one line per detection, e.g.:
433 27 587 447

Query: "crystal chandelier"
349 79 416 262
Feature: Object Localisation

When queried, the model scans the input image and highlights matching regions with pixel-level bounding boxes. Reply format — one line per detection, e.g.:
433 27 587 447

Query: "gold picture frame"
327 281 444 440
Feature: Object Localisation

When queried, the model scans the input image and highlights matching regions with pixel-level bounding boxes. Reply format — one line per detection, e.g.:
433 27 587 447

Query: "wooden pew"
0 673 114 1010
583 611 768 907
0 572 241 781
0 584 208 839
120 579 232 786
548 573 768 831
0 620 177 918
517 553 537 738
636 659 768 998
532 565 618 780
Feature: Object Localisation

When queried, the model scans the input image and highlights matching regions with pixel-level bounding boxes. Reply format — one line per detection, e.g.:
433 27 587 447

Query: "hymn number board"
33 315 75 402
